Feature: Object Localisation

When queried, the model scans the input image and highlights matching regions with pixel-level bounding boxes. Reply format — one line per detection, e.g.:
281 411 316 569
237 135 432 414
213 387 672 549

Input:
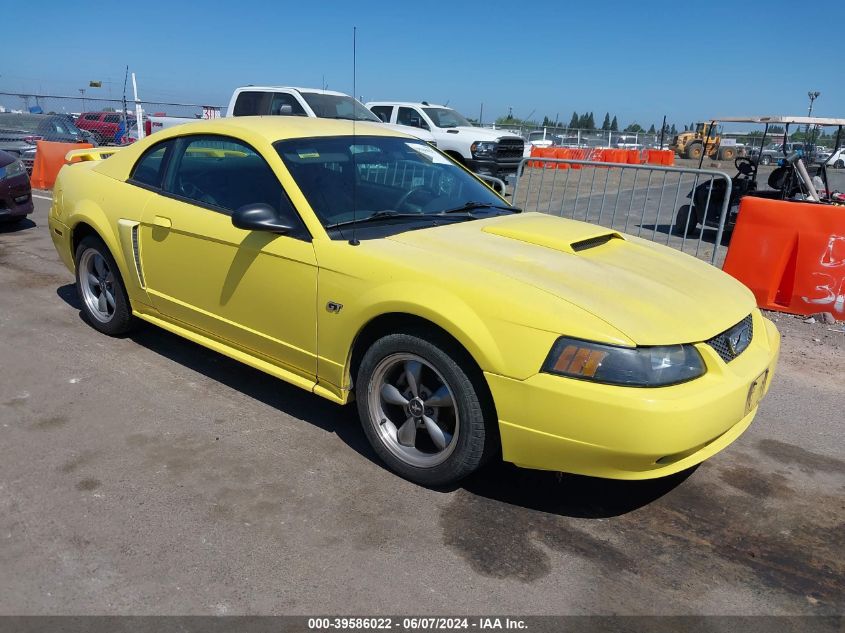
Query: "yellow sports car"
48 117 779 486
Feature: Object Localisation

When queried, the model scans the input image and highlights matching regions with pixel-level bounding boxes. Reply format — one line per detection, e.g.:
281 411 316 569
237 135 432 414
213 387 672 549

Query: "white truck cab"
365 101 524 178
226 87 436 145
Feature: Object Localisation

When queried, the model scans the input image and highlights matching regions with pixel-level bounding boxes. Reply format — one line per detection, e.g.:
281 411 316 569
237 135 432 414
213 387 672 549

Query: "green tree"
586 112 596 130
610 116 618 131
568 112 578 129
670 124 678 135
625 123 644 133
647 124 656 134
601 112 611 131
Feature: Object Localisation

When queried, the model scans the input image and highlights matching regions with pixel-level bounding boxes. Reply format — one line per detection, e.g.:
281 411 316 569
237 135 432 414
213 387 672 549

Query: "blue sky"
3 0 843 129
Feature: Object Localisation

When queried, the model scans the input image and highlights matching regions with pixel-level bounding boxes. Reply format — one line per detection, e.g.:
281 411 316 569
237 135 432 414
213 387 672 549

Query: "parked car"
75 111 135 145
823 147 845 168
48 117 779 486
0 112 89 173
52 113 99 146
0 149 34 225
226 86 436 146
366 101 525 179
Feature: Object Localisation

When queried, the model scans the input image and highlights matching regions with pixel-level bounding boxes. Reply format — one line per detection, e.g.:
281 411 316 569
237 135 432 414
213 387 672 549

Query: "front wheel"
760 155 772 166
685 143 703 160
834 160 844 169
75 235 135 335
356 333 495 486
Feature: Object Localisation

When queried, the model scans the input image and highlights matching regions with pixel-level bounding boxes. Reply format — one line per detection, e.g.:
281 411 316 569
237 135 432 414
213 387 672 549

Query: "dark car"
0 112 88 172
0 149 34 225
75 111 135 145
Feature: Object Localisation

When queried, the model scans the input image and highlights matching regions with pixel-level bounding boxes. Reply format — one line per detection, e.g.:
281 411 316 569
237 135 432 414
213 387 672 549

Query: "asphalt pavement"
1 197 842 616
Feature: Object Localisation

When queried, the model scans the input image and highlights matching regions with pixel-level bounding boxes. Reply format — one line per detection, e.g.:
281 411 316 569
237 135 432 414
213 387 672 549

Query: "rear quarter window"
129 141 173 189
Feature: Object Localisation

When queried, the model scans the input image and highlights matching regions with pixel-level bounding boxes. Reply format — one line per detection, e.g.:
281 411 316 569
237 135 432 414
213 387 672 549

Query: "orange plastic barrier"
626 149 641 164
722 196 845 319
528 146 556 168
553 147 570 169
30 140 93 189
661 150 675 166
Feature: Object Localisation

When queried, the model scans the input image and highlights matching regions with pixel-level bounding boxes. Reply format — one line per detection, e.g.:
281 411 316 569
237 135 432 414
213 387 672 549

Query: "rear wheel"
719 146 736 161
760 155 772 166
356 332 495 486
674 205 698 237
834 160 844 169
74 235 134 335
685 143 703 160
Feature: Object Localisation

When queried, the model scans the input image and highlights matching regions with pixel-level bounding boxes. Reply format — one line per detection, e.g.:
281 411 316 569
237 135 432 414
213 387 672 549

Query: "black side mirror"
231 204 292 234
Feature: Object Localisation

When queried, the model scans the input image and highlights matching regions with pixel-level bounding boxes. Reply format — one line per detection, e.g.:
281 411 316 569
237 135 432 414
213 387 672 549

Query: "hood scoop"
571 233 622 252
482 214 624 255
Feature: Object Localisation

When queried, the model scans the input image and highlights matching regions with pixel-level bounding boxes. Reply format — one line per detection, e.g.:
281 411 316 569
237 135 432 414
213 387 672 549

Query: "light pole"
79 88 86 112
806 91 820 149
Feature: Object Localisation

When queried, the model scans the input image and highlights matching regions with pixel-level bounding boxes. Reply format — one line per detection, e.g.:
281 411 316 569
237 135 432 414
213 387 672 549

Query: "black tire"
673 205 697 237
685 143 703 160
835 160 844 169
760 155 772 166
719 146 736 161
355 331 496 486
74 235 135 335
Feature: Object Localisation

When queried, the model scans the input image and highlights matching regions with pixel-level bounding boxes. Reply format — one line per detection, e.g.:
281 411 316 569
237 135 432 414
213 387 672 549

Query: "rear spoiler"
64 147 122 163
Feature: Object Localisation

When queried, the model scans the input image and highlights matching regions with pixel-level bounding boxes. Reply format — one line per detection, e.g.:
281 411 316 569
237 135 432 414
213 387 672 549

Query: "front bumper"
466 157 521 178
486 311 780 479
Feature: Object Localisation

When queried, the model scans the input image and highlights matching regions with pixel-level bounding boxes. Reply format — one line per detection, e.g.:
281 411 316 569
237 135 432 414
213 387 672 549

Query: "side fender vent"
571 233 621 252
131 224 145 288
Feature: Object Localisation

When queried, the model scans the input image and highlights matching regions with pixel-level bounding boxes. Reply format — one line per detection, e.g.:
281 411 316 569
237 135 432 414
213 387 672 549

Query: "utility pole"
79 88 86 112
806 91 820 157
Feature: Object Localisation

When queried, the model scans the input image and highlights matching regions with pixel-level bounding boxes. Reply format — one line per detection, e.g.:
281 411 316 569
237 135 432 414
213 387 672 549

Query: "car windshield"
422 107 472 128
275 135 512 238
299 92 381 122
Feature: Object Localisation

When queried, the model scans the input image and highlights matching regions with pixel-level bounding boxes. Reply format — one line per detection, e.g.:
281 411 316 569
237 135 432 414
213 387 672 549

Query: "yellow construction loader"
670 122 738 160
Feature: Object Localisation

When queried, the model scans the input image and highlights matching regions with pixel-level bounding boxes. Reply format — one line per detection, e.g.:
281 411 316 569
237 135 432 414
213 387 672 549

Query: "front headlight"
471 141 497 158
542 337 706 387
0 160 26 180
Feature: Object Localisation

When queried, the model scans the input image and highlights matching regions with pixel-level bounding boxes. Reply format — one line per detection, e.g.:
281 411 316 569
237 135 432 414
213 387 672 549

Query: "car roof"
366 101 449 109
235 86 349 97
93 116 417 181
156 116 409 141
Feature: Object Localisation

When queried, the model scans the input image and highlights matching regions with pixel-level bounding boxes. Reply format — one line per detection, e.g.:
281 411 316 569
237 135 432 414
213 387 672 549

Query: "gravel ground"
0 196 842 616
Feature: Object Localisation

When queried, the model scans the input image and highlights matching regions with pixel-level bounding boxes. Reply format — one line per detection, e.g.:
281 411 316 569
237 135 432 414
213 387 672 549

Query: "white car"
226 87 436 146
823 147 844 168
366 101 524 179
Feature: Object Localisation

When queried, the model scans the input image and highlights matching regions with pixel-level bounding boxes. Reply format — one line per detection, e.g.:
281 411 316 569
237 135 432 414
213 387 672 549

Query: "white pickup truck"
225 86 437 145
365 101 524 179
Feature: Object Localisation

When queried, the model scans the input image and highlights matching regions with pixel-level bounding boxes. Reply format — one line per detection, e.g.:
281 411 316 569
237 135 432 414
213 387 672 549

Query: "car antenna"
349 26 360 246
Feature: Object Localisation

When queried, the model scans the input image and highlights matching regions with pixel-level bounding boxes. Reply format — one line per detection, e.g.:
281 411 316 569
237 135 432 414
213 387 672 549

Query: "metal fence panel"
511 157 733 266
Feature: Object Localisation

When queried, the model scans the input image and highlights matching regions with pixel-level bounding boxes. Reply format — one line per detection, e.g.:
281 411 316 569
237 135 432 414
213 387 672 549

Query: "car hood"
387 213 754 345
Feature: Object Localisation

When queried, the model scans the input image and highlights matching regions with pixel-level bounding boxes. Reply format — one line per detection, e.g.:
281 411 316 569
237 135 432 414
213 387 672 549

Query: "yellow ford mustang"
48 117 779 486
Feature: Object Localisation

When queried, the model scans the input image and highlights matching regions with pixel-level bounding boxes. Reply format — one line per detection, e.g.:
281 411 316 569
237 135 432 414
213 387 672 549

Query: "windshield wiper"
437 201 521 216
325 210 444 229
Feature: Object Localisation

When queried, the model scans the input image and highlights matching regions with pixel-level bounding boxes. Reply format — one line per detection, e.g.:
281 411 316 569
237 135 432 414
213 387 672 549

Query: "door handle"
152 215 172 229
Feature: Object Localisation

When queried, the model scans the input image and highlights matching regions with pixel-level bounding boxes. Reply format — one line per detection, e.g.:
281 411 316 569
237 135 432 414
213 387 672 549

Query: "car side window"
84 114 100 121
104 114 121 123
232 91 272 116
129 141 173 189
165 135 307 236
370 106 392 123
397 107 429 130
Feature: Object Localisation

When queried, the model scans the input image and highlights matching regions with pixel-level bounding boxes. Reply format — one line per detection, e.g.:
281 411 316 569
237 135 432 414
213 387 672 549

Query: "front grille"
497 138 524 160
705 314 753 362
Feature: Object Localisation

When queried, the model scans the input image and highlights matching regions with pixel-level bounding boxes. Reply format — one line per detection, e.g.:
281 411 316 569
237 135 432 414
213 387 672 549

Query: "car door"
137 134 319 381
